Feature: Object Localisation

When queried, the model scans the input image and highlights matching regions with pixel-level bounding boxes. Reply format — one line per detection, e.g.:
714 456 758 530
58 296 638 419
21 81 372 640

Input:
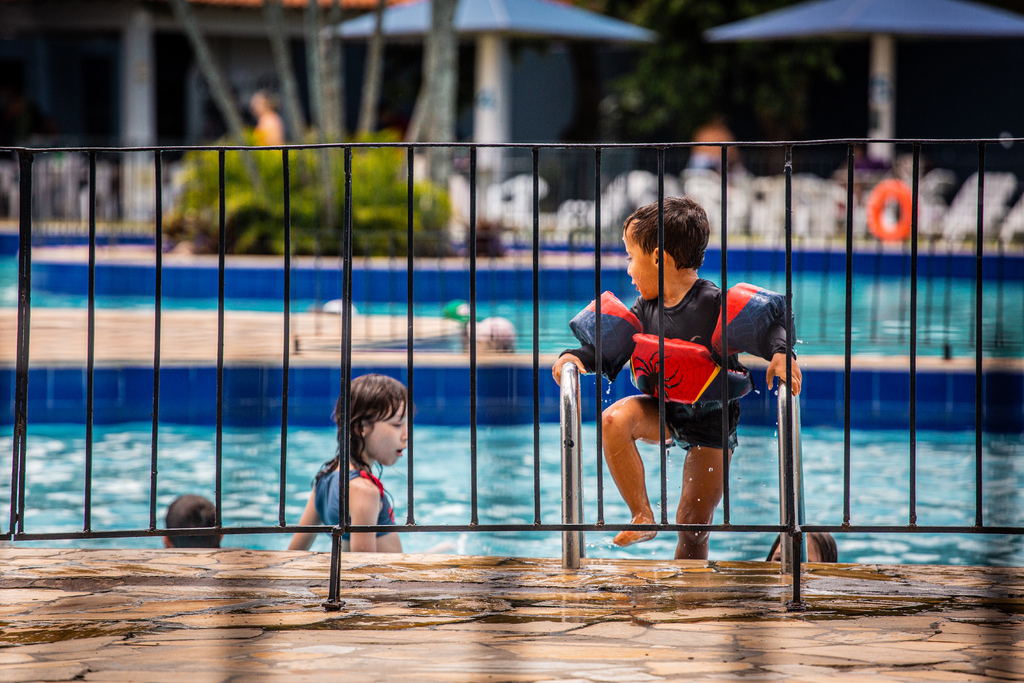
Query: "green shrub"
166 131 451 257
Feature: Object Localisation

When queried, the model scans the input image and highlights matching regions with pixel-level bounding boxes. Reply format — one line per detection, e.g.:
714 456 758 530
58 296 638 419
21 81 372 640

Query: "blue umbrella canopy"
705 0 1024 162
705 0 1024 41
337 0 655 42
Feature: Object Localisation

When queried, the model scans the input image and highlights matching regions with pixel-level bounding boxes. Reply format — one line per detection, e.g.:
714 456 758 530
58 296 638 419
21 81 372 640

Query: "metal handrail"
559 362 584 569
776 379 805 608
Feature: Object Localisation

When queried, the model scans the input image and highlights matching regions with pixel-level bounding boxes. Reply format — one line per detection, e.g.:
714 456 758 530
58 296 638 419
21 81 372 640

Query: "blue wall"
3 363 1020 433
18 246 1024 305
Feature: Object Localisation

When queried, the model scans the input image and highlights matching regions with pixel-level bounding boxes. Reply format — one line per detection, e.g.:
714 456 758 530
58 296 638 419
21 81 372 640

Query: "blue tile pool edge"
2 364 1021 433
17 246 1024 304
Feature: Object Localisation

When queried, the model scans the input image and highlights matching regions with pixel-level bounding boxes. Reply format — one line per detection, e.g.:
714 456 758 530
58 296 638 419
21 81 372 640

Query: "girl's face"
623 224 660 300
360 407 408 467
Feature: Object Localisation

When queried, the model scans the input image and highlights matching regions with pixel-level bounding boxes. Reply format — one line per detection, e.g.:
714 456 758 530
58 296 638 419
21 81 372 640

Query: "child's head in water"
767 532 838 563
318 374 408 482
164 494 220 548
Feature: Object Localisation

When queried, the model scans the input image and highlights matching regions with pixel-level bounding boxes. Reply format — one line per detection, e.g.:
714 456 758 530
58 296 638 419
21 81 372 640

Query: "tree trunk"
322 0 345 140
304 0 337 241
304 0 325 135
169 0 263 193
357 0 387 135
417 0 458 185
168 0 248 142
263 0 307 139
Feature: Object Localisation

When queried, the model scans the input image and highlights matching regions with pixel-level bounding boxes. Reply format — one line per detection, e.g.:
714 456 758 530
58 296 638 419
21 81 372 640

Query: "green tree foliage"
166 131 451 257
580 0 842 142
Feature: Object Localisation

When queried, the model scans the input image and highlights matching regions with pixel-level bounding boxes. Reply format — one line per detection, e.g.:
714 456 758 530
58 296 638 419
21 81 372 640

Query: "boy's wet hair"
165 494 220 548
624 196 710 270
318 374 408 481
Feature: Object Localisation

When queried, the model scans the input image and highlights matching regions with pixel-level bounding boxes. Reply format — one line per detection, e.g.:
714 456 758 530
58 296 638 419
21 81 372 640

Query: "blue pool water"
3 423 1022 565
2 255 1022 357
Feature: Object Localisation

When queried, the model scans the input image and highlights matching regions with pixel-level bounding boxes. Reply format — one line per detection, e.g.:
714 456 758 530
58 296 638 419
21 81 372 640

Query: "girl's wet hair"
316 374 408 482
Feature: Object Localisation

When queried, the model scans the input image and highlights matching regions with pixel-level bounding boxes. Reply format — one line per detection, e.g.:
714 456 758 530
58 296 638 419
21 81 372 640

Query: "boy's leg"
602 396 665 547
675 445 730 560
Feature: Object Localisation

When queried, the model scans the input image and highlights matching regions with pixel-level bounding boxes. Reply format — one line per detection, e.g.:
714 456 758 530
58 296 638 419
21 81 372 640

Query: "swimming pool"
3 422 1022 565
2 255 1022 357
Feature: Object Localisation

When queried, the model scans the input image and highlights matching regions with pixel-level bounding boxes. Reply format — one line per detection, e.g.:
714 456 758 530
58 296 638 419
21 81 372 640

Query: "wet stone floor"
0 548 1022 682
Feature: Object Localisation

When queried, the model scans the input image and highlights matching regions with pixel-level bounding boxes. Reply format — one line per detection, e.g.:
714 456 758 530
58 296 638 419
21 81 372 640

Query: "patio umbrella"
337 0 654 163
705 0 1024 162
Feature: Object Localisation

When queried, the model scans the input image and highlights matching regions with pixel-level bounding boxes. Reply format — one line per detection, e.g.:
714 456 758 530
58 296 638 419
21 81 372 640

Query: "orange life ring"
866 179 913 241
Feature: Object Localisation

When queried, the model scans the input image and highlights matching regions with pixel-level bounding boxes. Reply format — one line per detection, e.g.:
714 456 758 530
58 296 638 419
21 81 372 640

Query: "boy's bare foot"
612 514 657 547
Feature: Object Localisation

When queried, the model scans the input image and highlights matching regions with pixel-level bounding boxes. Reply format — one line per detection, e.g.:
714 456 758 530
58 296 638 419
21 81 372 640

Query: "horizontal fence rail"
3 139 1023 608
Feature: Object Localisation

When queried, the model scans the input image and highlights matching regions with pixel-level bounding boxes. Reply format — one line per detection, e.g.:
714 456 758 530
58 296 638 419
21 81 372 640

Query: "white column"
474 33 511 174
867 33 895 164
121 7 157 223
121 7 156 146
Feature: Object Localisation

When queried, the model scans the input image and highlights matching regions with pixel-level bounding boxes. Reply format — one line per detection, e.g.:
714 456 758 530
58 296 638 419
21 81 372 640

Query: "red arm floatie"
569 292 642 380
712 283 787 359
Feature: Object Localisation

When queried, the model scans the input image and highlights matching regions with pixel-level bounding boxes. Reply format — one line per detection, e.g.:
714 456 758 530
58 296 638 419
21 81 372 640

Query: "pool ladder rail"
557 364 806 586
559 362 585 569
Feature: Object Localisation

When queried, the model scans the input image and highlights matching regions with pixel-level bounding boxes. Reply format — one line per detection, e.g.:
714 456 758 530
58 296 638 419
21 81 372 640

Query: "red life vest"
631 334 752 404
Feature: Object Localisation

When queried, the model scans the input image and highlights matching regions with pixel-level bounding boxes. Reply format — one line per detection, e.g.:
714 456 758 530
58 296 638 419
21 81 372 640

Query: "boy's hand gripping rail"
776 380 804 575
560 362 585 569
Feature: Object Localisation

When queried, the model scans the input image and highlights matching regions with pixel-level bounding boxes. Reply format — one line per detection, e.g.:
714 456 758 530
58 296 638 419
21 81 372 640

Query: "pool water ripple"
2 423 1021 565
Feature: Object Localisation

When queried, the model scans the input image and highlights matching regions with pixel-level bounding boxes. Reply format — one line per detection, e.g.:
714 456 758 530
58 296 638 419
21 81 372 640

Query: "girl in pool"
288 374 408 552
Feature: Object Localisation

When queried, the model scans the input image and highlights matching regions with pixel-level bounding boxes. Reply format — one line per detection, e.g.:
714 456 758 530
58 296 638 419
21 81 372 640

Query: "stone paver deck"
1 548 1021 682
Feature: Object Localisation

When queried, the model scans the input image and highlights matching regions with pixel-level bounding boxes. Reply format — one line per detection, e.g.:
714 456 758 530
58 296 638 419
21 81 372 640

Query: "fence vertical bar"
325 529 344 611
11 150 34 537
406 146 416 524
215 149 226 528
843 144 854 527
469 147 479 526
719 145 731 525
84 151 96 533
560 363 583 569
909 146 920 526
657 148 667 526
975 144 985 527
783 145 803 609
327 146 354 611
533 147 542 525
341 146 354 536
150 150 163 532
594 147 604 525
279 149 291 527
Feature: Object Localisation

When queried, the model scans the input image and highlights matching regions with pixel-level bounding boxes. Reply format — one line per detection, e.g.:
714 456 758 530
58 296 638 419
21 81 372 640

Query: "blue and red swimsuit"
314 468 396 538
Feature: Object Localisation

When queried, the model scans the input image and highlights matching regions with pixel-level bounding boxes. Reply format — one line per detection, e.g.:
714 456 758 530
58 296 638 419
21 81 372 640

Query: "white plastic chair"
940 171 1017 244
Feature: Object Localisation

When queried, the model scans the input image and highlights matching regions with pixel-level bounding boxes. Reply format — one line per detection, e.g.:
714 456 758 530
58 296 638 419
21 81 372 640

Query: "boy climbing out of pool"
288 374 408 552
552 196 801 560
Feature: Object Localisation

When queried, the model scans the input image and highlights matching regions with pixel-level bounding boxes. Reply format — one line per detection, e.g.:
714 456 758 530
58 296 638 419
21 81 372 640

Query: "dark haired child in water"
164 494 221 548
289 374 408 552
552 196 801 560
767 532 838 563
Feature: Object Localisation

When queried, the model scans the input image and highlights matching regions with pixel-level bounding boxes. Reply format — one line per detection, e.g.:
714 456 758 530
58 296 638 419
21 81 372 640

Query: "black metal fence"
3 139 1023 609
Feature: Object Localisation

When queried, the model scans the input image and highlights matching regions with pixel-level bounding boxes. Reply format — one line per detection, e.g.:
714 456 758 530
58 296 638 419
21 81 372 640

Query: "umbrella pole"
868 33 896 164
